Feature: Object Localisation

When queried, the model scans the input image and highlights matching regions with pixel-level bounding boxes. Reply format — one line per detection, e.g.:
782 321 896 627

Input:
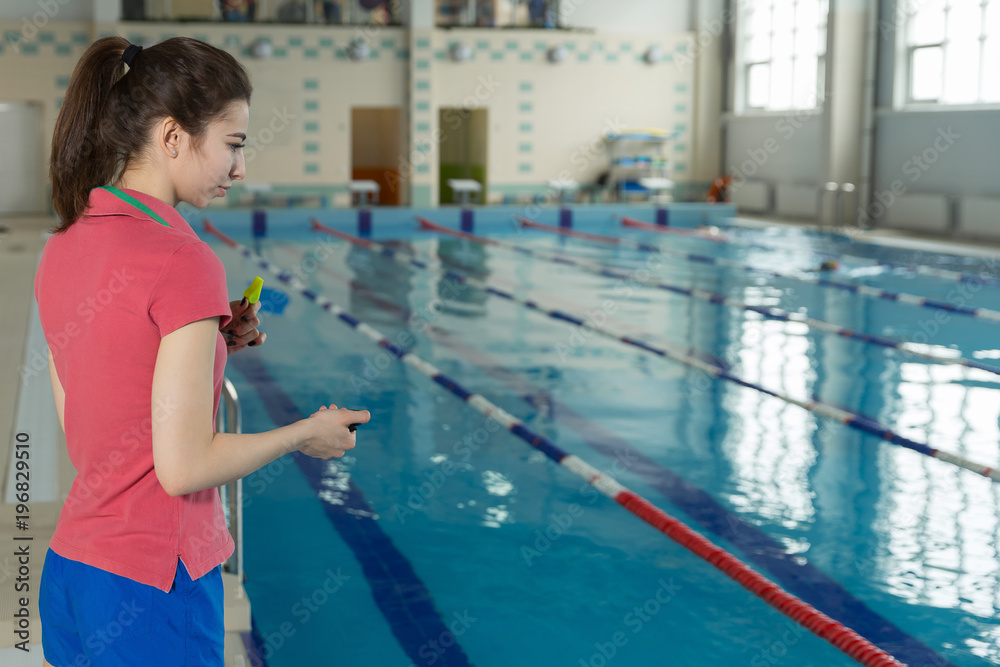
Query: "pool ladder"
215 377 244 582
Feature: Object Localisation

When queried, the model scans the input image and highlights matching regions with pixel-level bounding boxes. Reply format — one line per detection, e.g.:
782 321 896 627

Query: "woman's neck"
115 166 178 208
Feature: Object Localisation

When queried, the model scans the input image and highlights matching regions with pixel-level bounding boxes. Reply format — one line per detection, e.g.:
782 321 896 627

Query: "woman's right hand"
298 404 371 459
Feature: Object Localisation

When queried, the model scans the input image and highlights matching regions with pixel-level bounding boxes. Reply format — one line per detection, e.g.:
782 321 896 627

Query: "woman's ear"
157 117 183 158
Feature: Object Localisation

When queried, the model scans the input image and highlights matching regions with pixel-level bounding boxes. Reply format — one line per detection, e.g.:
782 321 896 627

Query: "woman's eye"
230 143 246 152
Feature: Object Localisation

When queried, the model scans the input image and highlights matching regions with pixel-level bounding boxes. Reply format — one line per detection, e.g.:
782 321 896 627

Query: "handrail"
817 181 857 230
215 377 244 582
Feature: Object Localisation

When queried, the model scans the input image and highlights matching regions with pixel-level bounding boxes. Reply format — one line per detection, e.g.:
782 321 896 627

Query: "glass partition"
124 0 401 25
124 0 563 27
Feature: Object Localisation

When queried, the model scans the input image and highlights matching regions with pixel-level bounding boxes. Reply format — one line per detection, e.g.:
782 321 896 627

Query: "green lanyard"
100 186 171 228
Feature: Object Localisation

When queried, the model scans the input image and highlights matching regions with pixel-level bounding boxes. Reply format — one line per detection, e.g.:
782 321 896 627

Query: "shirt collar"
85 187 199 239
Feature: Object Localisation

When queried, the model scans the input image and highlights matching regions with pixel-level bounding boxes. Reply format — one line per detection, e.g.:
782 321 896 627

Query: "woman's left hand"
222 298 267 355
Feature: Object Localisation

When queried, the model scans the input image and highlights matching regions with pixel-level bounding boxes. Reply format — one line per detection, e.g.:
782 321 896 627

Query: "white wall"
0 19 702 208
724 114 824 186
874 111 998 198
560 0 692 34
0 21 91 212
431 29 696 189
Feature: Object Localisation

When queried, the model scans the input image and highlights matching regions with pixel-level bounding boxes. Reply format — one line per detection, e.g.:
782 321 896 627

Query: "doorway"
438 107 487 205
351 107 403 206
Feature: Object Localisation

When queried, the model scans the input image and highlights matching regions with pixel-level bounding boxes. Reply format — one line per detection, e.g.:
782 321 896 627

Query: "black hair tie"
121 43 142 67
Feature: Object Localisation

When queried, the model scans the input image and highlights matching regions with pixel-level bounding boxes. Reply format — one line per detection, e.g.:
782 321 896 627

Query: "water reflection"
878 358 1000 624
724 312 817 527
722 238 1000 657
434 238 489 317
345 239 416 327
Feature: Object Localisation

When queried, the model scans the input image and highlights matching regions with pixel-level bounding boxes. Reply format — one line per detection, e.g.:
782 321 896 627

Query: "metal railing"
215 377 244 582
816 181 856 230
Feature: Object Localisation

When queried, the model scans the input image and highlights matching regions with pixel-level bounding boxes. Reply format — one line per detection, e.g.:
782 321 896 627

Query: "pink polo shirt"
34 186 235 592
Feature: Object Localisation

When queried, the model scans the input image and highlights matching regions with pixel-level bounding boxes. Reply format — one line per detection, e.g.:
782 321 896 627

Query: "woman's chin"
180 195 212 210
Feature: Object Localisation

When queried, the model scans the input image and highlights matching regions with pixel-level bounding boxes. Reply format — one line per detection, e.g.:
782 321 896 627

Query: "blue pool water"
191 205 1000 667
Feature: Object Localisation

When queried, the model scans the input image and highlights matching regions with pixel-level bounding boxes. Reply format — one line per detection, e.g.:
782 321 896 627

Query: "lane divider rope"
417 217 1000 377
204 218 905 667
619 217 728 243
272 236 954 667
310 218 1000 483
518 217 1000 325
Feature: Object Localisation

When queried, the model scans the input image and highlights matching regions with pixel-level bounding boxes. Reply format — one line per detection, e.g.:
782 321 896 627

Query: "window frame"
734 0 829 115
898 0 999 108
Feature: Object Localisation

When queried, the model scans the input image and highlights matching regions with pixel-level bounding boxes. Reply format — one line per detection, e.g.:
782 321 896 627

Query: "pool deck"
732 214 1000 260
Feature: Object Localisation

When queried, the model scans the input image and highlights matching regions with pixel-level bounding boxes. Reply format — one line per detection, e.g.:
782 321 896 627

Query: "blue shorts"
39 549 224 667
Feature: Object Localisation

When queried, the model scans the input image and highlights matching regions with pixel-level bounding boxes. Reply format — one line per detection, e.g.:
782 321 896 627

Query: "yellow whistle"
243 276 263 304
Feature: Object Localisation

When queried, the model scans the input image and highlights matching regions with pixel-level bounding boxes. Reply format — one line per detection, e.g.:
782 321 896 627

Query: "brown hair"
49 36 252 232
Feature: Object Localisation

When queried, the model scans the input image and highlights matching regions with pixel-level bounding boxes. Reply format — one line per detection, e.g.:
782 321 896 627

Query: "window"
903 0 1000 105
123 0 401 26
436 0 561 28
738 0 828 112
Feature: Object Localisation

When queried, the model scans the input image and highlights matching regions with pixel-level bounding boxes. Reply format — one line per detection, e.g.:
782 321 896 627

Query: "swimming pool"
191 205 1000 667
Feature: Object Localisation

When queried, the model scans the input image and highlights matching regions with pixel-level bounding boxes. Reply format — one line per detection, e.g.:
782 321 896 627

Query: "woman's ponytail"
48 35 252 233
49 36 129 231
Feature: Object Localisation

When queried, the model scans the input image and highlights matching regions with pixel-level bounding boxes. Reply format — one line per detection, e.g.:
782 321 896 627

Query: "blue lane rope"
418 217 1000 377
519 217 1000 325
671 215 1000 288
306 218 1000 484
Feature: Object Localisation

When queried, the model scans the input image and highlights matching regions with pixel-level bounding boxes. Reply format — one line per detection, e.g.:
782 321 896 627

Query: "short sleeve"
148 242 233 337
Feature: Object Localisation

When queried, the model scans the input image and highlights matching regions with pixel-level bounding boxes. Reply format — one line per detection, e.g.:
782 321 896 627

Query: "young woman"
35 36 369 665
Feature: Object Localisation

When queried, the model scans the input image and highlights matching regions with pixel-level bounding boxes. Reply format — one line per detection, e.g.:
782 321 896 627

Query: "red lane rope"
417 217 500 245
518 216 627 244
617 491 904 666
309 219 375 247
620 215 728 242
205 220 238 248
